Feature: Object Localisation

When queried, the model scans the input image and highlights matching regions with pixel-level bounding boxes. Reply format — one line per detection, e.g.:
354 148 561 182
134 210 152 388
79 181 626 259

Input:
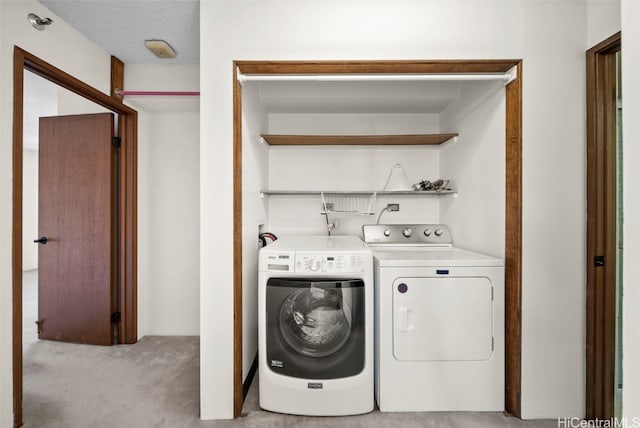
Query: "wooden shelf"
261 134 458 146
261 190 457 196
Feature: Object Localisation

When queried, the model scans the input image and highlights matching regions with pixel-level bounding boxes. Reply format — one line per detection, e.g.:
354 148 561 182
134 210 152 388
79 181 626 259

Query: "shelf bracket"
505 66 518 86
237 69 245 86
446 136 459 145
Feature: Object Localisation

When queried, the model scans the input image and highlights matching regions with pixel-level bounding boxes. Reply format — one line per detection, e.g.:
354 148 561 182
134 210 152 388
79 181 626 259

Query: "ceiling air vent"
144 40 176 59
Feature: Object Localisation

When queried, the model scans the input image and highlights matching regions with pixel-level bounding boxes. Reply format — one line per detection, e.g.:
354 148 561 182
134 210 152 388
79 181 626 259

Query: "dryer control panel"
363 224 453 246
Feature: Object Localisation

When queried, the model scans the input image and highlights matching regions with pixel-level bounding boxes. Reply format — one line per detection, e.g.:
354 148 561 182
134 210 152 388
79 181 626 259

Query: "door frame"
232 59 523 417
585 32 621 420
12 47 138 427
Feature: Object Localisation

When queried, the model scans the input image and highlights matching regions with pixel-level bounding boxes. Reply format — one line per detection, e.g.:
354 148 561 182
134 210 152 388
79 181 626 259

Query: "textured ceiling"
39 0 199 64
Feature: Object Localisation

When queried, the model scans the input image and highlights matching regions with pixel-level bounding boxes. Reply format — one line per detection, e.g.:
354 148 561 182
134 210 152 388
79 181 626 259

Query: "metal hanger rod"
115 90 200 97
237 70 516 85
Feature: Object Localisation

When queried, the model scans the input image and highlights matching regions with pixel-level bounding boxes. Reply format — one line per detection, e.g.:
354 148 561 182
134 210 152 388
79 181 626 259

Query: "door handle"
396 307 415 332
33 236 47 245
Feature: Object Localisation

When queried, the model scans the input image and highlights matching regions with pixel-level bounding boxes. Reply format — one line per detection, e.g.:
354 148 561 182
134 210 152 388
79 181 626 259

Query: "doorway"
585 32 622 420
12 47 138 427
23 71 119 348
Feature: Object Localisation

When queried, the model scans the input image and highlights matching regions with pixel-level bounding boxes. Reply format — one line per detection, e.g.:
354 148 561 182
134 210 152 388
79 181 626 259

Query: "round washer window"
279 286 352 358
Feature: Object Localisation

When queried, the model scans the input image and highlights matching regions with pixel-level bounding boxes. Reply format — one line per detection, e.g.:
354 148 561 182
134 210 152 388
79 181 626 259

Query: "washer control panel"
363 224 453 246
295 253 365 273
264 252 295 272
263 251 366 273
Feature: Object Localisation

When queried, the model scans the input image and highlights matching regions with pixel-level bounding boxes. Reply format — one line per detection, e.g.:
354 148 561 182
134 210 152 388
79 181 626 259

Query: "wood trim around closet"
505 61 523 416
12 46 138 427
12 47 25 428
236 59 518 75
232 59 523 417
232 64 244 418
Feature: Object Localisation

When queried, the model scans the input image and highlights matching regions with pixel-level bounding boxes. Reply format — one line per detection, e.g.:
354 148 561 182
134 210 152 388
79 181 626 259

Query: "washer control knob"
423 229 432 237
402 228 413 238
383 229 391 237
434 229 443 237
309 258 321 271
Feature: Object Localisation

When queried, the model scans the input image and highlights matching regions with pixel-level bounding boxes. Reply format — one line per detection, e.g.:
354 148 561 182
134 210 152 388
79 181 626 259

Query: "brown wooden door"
586 33 621 419
37 113 115 346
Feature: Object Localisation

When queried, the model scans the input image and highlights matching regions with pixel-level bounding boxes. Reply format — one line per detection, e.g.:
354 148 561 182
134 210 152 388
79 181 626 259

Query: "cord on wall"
376 203 399 224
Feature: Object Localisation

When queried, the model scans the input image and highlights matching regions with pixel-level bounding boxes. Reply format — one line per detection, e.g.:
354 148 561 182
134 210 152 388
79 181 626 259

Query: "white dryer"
363 224 504 412
258 235 373 416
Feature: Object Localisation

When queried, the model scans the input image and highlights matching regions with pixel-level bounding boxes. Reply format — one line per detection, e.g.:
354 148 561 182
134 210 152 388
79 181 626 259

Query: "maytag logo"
270 360 283 368
307 382 323 389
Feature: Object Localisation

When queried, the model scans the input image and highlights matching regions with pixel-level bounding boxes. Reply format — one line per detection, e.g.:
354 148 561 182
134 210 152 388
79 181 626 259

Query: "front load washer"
258 235 373 416
363 224 504 412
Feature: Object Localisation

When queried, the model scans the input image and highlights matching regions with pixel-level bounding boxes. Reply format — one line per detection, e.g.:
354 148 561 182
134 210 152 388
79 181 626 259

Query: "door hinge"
112 136 121 149
111 311 121 323
594 255 605 267
35 320 44 334
491 286 494 301
492 337 495 351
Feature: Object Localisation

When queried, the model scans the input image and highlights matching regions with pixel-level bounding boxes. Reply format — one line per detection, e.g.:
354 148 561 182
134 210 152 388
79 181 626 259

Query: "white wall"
587 0 621 48
56 86 110 116
520 1 587 418
267 145 441 236
125 64 200 337
137 111 200 336
268 113 440 136
440 83 506 258
0 1 112 425
22 150 39 271
621 0 640 421
266 112 441 236
122 64 199 114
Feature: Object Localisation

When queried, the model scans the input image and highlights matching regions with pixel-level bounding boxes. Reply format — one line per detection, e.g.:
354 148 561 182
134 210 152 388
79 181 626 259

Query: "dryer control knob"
434 228 443 237
402 228 413 237
423 229 432 237
308 258 321 271
383 229 391 237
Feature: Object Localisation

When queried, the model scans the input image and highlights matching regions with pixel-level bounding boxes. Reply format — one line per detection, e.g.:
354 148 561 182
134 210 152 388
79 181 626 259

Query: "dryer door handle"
397 307 414 332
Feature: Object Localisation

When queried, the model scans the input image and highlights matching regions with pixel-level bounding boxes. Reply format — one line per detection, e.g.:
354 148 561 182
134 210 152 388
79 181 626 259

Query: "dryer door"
392 277 493 361
266 278 365 379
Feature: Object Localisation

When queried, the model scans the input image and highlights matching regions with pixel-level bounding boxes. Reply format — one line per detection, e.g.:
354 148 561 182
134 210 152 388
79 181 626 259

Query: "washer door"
266 278 365 379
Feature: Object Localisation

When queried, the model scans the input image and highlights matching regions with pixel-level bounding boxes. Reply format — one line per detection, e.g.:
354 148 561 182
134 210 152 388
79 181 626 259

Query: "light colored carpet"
22 269 38 351
23 336 200 427
23 336 558 428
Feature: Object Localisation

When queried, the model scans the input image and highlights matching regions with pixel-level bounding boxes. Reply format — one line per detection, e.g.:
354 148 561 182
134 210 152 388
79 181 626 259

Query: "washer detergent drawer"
392 277 493 361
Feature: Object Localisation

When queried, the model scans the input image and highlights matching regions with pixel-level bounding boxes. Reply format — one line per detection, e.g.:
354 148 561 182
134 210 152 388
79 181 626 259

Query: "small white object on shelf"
384 164 412 191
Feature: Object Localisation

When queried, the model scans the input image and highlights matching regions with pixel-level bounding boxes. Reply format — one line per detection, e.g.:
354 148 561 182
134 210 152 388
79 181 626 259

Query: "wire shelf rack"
320 192 377 216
